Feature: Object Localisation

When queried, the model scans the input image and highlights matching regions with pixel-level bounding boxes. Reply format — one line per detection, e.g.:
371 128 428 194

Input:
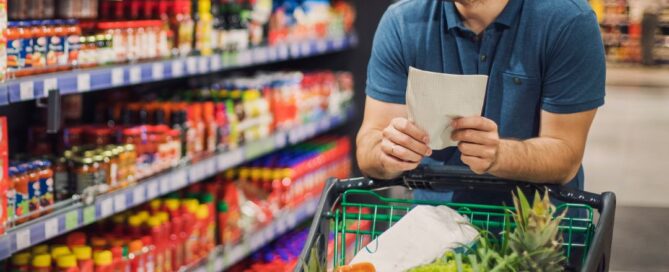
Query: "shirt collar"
445 0 523 32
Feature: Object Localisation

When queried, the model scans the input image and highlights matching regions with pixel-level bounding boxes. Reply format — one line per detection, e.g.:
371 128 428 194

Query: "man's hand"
379 118 432 173
451 116 500 174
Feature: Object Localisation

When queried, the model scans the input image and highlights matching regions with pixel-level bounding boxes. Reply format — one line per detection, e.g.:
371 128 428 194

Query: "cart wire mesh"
330 189 596 270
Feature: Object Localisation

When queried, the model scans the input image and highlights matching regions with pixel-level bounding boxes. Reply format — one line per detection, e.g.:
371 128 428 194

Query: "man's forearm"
488 138 581 184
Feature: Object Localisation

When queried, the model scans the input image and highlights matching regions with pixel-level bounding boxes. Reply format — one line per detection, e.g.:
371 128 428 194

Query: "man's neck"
455 0 510 35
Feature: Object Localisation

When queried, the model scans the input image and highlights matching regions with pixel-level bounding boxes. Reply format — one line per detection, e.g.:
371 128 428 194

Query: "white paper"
406 67 488 150
350 205 478 272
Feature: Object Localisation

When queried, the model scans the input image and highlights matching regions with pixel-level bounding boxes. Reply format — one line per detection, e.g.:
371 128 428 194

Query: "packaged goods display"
4 136 351 271
597 0 642 63
4 70 352 229
2 0 356 79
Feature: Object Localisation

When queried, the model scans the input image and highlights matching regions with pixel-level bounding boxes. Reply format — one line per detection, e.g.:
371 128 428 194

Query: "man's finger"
381 139 423 163
457 142 494 158
451 129 497 145
452 116 497 132
380 152 419 172
391 118 429 144
383 126 432 156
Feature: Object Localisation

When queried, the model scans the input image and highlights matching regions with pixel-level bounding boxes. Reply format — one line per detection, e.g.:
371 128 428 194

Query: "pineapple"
508 189 567 272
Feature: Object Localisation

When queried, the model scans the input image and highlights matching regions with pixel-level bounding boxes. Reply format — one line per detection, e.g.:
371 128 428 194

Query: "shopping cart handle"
405 165 604 209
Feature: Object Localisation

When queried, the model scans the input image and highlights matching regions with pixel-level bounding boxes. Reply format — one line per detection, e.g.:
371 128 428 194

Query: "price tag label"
274 133 287 149
186 57 197 74
217 150 244 171
19 81 34 100
333 37 345 49
172 61 184 77
44 218 59 239
171 169 187 189
129 66 142 83
83 206 96 225
100 198 113 218
318 116 332 131
111 68 124 85
77 73 91 92
211 55 222 70
15 229 31 250
316 40 327 53
254 48 267 63
65 211 79 230
44 78 57 96
205 158 216 177
146 180 159 199
114 193 126 211
198 58 209 73
267 47 277 61
237 50 251 66
245 138 275 160
300 42 311 56
159 175 171 194
189 164 202 183
133 185 145 204
278 45 289 60
307 122 317 137
289 43 300 57
152 63 164 80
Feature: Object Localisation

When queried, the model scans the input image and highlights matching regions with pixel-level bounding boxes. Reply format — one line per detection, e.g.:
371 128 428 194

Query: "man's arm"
357 97 432 180
451 109 597 185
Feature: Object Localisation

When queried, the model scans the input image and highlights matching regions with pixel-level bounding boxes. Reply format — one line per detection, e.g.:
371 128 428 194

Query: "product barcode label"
129 66 142 83
77 73 91 92
44 218 59 239
111 68 124 85
19 81 34 100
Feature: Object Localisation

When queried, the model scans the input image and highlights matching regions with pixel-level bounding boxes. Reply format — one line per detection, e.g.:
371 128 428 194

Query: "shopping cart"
295 165 616 272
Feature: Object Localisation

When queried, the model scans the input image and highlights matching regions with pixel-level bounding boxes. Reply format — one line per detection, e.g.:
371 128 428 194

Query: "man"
356 0 605 201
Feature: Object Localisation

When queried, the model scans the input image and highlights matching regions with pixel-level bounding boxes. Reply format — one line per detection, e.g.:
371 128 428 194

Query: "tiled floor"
583 69 669 271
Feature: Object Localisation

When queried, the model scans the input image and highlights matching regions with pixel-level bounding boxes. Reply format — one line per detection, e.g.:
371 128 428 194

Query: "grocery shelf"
189 196 320 272
0 33 358 106
0 107 352 260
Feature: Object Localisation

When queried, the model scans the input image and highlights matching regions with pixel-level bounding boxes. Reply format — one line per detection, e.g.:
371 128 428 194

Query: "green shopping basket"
296 166 616 272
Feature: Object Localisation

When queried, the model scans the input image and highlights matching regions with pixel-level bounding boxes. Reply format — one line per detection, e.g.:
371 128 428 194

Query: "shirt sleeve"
541 11 606 114
365 7 408 104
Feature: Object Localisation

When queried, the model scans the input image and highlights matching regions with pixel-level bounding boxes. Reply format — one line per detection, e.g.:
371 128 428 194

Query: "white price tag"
300 42 311 56
319 116 332 131
254 48 267 63
44 218 59 239
198 58 208 73
77 73 91 92
333 37 345 49
278 45 289 59
316 40 327 53
129 66 142 83
159 176 171 194
237 50 250 66
44 78 57 96
274 133 287 149
114 193 126 211
100 198 113 218
211 55 222 70
171 169 188 189
172 61 184 77
15 229 31 250
290 43 300 57
111 68 124 86
152 63 164 80
19 81 34 100
217 149 244 171
133 186 145 204
186 57 197 73
206 158 216 176
307 122 317 137
147 180 159 199
267 47 277 61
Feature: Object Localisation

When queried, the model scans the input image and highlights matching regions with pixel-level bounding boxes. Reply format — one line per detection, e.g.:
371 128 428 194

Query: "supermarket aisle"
583 78 669 271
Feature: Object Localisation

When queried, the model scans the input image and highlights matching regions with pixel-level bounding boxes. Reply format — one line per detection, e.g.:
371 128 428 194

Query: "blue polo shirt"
366 0 606 200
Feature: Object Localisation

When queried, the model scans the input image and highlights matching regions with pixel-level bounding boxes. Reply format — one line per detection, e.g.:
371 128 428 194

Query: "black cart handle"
335 165 603 210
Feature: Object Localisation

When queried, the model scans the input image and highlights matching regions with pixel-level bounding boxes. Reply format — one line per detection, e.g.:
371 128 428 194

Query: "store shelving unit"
0 33 358 105
0 106 353 260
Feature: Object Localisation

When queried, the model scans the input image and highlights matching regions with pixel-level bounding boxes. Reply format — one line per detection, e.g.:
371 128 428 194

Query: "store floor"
584 79 669 271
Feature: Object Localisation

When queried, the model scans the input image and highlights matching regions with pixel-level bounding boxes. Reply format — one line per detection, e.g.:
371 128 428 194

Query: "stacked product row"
3 136 351 272
0 0 356 80
1 70 353 232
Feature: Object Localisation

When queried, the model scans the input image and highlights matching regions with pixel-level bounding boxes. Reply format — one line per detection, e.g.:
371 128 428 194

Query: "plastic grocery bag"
349 205 478 272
